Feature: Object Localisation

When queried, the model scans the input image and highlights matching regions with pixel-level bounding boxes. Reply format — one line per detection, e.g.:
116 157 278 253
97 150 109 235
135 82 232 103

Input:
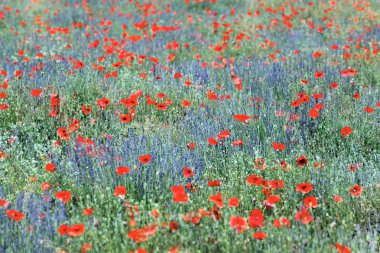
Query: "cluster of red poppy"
58 223 85 237
0 72 8 110
1 0 379 252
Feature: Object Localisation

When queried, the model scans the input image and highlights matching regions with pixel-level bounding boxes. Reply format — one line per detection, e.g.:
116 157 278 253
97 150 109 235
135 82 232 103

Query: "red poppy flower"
233 114 251 123
187 142 196 150
6 210 24 222
314 103 324 111
208 180 221 187
341 126 352 136
248 209 264 228
335 243 351 253
183 78 192 87
291 100 301 107
183 167 194 178
139 154 151 164
353 92 360 100
309 109 319 118
364 106 374 113
272 142 286 151
156 92 166 99
120 114 132 123
295 209 313 224
330 82 339 88
141 224 158 237
114 186 127 198
298 92 310 103
269 180 285 189
349 185 362 196
228 197 240 208
121 97 138 108
14 70 23 78
334 195 344 203
217 130 230 139
296 182 313 194
303 196 318 208
81 243 91 253
313 93 323 100
58 224 69 236
171 186 189 203
170 185 184 194
229 216 247 233
156 103 167 110
207 90 218 100
81 105 92 115
41 182 51 191
0 199 9 207
31 89 42 97
247 174 263 186
68 119 80 133
261 187 271 196
232 139 244 146
313 51 323 58
50 93 61 109
181 99 191 107
83 208 93 216
340 68 357 77
209 192 223 208
116 166 130 175
174 72 182 79
97 97 110 109
253 231 266 240
128 229 147 243
0 103 8 111
296 156 308 167
55 191 71 203
73 60 85 69
314 71 324 78
67 224 85 237
169 220 179 232
45 163 56 172
166 98 173 106
57 127 70 141
265 195 281 205
207 137 218 145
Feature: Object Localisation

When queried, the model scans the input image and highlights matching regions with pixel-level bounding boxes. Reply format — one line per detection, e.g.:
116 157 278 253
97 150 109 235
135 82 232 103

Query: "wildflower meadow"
0 0 379 252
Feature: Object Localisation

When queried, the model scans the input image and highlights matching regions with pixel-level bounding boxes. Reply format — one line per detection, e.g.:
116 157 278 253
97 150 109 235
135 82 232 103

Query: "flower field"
0 0 379 252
